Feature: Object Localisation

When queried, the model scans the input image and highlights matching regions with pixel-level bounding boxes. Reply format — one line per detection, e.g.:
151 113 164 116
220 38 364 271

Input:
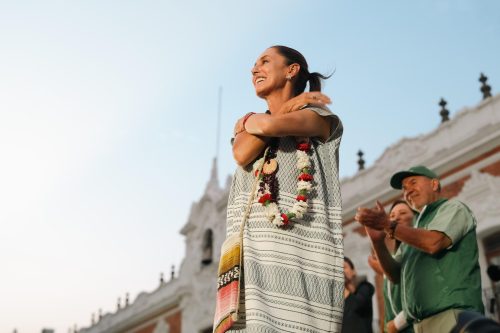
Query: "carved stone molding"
341 93 500 220
455 171 500 236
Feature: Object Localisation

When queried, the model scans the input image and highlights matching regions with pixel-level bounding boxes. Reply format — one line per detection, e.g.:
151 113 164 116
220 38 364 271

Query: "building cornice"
79 278 183 333
341 94 500 221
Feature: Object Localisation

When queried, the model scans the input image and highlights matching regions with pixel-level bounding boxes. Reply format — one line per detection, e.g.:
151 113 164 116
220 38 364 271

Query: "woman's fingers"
233 117 245 135
307 92 331 104
281 92 332 114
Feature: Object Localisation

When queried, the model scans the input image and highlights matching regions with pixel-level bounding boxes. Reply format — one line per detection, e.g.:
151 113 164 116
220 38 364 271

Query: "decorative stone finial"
439 98 450 123
117 297 121 310
171 265 175 280
125 293 129 306
206 158 220 194
479 73 492 100
357 150 365 171
160 272 164 285
98 308 102 320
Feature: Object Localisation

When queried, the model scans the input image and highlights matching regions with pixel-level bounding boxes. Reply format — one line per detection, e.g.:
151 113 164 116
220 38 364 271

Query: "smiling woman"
213 45 344 333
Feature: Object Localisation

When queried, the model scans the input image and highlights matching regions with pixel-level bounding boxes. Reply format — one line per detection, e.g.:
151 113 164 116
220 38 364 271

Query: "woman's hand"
387 320 398 333
233 117 245 137
278 92 331 115
234 112 257 137
368 253 384 275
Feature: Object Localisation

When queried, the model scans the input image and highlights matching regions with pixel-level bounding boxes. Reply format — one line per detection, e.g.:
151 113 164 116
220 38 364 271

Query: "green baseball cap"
390 165 438 189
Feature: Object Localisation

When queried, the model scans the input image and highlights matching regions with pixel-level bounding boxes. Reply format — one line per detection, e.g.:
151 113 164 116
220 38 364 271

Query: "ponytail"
271 45 331 96
308 72 330 92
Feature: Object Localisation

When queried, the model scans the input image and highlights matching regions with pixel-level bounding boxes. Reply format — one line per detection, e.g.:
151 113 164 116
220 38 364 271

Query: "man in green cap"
355 165 484 333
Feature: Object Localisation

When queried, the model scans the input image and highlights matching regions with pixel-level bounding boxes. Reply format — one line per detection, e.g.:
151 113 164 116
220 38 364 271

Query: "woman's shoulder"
301 104 342 145
301 104 334 117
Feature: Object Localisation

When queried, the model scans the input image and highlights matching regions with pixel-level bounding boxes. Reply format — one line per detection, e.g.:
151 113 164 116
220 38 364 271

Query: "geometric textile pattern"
221 108 344 333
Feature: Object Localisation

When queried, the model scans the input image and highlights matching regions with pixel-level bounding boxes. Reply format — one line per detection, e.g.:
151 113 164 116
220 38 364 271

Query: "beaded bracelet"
233 112 256 137
242 112 256 130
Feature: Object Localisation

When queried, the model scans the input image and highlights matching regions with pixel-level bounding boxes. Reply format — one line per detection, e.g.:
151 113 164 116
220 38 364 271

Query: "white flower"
273 214 285 226
263 202 284 226
297 180 313 191
265 202 279 219
293 211 304 220
296 150 310 169
290 201 308 219
255 140 316 228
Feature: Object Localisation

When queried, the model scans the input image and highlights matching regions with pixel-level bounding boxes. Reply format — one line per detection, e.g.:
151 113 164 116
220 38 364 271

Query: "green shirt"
383 277 414 333
396 198 484 321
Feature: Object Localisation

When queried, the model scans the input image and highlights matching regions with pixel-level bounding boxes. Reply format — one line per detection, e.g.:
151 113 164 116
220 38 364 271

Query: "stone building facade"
79 162 229 333
79 91 500 333
341 92 500 330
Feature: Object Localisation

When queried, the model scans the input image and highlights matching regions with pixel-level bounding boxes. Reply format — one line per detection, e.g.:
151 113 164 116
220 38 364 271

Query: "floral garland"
253 138 313 227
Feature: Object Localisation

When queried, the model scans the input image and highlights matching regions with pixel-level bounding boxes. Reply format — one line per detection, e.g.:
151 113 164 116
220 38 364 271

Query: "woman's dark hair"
389 199 417 215
344 256 355 270
271 45 331 96
389 199 409 213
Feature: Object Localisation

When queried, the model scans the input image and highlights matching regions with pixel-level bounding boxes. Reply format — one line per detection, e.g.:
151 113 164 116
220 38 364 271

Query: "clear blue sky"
0 1 499 332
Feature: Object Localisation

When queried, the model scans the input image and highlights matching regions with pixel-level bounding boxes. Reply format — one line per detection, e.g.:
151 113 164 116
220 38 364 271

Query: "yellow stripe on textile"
218 236 241 274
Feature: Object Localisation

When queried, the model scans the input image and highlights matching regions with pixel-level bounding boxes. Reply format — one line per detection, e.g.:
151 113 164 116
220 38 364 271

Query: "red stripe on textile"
214 280 239 330
214 281 238 318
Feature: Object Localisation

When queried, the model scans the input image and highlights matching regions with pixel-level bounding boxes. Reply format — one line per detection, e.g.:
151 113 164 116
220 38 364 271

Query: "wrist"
385 220 398 239
242 112 256 130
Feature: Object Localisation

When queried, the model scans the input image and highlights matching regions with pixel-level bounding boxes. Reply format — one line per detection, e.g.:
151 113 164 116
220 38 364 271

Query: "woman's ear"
287 63 300 78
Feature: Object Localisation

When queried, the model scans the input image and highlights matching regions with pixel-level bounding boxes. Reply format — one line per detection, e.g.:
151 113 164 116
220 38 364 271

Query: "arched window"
201 229 213 265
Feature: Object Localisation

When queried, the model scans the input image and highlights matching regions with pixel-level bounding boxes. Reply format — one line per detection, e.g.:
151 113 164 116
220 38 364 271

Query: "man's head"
390 165 441 211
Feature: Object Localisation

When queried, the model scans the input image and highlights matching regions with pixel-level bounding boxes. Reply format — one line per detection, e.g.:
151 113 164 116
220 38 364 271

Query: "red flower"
297 142 311 151
258 193 272 204
298 173 313 181
296 195 307 202
280 213 289 225
254 169 260 177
